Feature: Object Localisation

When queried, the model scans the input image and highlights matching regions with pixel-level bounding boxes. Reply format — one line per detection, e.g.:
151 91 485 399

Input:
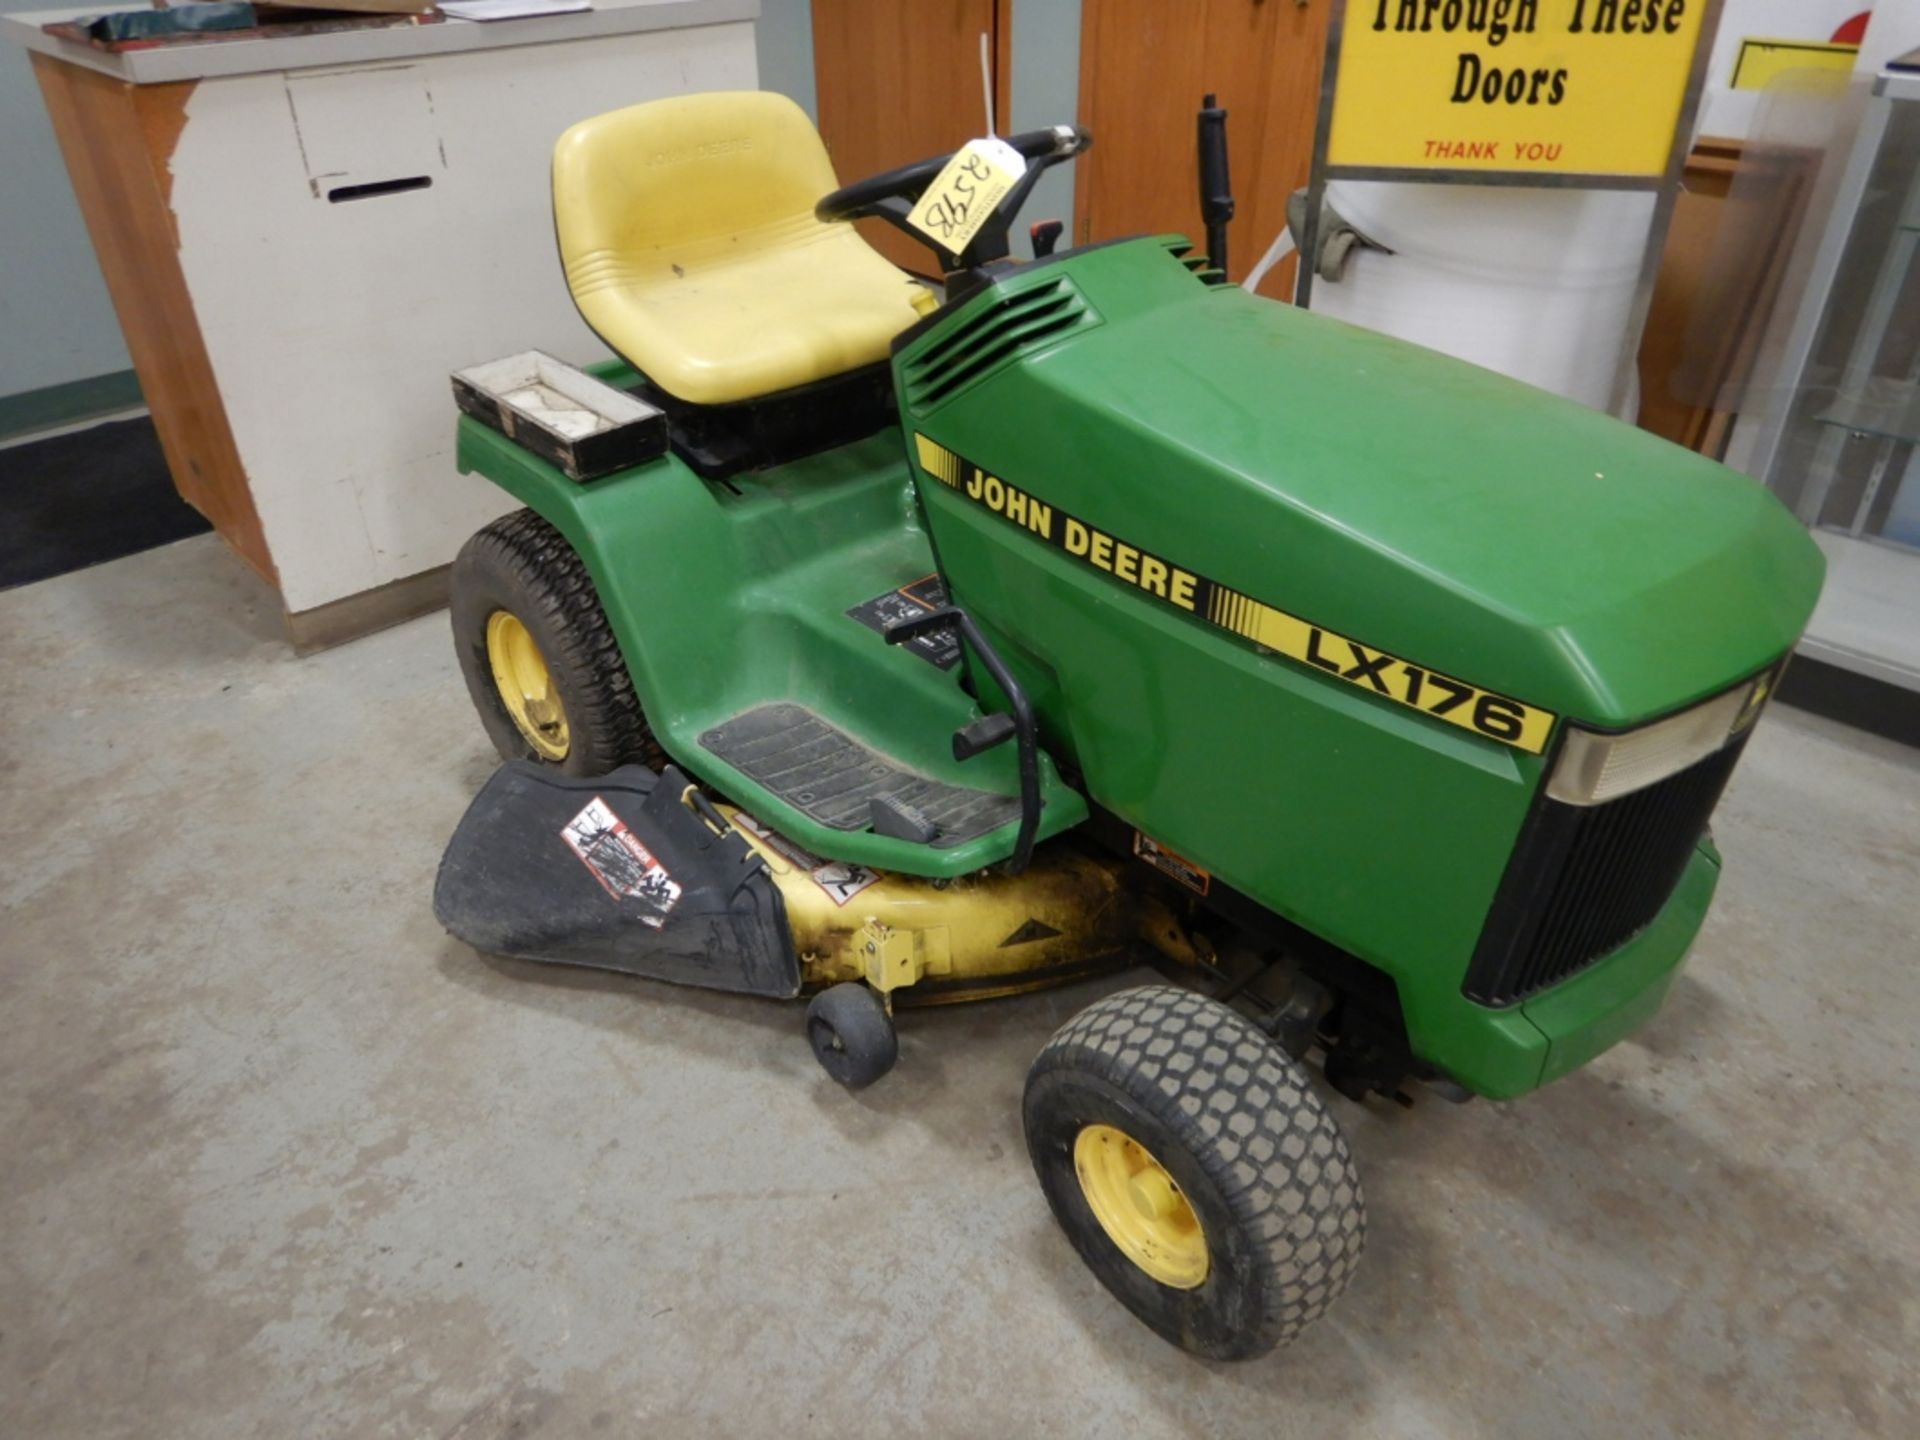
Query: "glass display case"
1748 58 1920 692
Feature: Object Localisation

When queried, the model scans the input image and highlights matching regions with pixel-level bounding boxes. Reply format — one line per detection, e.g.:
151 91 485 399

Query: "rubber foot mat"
699 702 1020 848
1 416 210 591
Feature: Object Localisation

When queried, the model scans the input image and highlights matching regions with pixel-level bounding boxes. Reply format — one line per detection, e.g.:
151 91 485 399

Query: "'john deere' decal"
913 433 1556 754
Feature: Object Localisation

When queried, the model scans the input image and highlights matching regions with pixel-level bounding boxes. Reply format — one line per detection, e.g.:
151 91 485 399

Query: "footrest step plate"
699 702 1019 849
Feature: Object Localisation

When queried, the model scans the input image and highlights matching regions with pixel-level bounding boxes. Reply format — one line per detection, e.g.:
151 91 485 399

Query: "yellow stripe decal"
912 432 1556 754
915 433 963 487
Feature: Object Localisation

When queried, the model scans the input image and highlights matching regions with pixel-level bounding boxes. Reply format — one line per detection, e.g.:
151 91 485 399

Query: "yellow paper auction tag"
905 137 1026 254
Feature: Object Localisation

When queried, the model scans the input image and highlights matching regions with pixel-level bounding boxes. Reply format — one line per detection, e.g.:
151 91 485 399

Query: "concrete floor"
2 533 1916 1439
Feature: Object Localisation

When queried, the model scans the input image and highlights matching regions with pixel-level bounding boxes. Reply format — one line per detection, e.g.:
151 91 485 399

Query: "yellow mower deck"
722 803 1200 1004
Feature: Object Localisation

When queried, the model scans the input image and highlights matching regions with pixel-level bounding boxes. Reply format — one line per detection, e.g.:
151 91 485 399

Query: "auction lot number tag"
906 137 1027 253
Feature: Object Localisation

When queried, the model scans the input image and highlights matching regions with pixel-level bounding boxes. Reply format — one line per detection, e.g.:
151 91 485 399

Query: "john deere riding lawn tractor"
432 91 1824 1358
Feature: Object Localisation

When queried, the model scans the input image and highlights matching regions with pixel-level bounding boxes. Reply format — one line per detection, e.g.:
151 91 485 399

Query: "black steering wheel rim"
815 124 1091 271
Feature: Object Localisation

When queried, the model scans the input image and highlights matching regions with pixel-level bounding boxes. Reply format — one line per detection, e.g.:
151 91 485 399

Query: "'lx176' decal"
914 433 1556 754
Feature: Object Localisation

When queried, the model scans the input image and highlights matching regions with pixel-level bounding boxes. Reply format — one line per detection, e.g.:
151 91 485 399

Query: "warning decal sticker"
912 433 1557 754
846 573 959 670
1134 832 1211 896
732 811 883 908
561 797 683 926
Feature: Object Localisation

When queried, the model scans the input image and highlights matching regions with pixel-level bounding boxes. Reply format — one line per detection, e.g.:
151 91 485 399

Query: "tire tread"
452 509 663 773
1029 984 1365 1351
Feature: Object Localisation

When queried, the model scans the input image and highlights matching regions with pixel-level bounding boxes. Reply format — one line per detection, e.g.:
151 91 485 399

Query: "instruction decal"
847 573 960 670
905 137 1027 254
912 433 1556 753
1134 833 1211 896
732 810 882 907
561 797 683 925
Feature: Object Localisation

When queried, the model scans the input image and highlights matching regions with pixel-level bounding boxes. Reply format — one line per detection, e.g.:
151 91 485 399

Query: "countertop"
3 0 757 83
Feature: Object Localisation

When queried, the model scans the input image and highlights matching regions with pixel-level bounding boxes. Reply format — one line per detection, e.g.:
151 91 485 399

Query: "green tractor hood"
903 239 1825 729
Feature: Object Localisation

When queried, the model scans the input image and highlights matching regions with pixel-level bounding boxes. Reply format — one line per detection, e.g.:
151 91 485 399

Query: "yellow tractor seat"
553 92 932 408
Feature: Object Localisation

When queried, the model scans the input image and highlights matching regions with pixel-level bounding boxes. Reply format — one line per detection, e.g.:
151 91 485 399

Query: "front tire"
1024 985 1365 1359
450 510 661 776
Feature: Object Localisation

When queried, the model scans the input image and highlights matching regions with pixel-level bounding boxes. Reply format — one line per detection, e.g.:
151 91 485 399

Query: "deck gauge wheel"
806 983 899 1089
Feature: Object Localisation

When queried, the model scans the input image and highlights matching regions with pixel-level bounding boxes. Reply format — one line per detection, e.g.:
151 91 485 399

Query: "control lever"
870 795 939 844
1030 219 1064 259
885 604 1041 873
1197 93 1233 278
953 712 1017 759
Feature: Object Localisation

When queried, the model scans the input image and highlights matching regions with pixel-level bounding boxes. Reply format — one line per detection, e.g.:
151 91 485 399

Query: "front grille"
1464 734 1748 1007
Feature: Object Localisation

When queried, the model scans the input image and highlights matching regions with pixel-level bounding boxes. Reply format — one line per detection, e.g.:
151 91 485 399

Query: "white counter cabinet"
6 1 758 645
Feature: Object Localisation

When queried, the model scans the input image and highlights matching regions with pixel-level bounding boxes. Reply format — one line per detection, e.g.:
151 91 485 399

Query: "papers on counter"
438 0 591 20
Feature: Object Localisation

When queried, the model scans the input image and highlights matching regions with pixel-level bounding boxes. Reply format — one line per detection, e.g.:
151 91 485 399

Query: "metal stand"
1294 0 1726 416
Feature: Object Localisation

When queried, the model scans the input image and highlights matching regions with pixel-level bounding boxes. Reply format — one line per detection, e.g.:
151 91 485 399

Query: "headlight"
1546 671 1773 807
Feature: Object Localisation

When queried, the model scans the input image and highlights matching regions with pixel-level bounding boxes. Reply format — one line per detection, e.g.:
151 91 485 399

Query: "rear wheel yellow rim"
486 610 570 761
1074 1123 1209 1289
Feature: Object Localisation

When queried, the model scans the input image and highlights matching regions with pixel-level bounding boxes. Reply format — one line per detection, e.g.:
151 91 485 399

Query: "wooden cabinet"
811 0 1328 290
1075 0 1329 294
813 0 1010 276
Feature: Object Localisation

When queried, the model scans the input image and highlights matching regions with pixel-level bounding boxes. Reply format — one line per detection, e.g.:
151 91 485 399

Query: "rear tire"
450 510 662 776
1024 984 1365 1359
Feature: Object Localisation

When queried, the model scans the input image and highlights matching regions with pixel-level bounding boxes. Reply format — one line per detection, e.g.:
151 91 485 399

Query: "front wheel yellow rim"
485 610 570 761
1074 1123 1209 1289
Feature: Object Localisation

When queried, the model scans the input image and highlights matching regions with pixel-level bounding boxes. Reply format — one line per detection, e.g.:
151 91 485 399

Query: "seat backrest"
553 92 928 408
554 90 844 290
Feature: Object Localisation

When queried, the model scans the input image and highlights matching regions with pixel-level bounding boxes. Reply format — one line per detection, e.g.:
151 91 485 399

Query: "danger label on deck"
732 810 882 907
561 797 682 926
912 433 1556 753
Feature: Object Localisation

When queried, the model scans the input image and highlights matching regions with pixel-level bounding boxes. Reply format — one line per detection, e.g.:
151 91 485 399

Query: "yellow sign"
1731 38 1856 91
1328 0 1709 177
906 138 1026 254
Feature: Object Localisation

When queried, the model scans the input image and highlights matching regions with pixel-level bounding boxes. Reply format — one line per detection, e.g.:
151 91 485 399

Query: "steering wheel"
815 124 1091 275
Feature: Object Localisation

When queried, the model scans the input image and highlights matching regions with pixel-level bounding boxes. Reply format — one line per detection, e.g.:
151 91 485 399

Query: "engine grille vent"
900 277 1097 413
1158 237 1225 284
1464 734 1748 1007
